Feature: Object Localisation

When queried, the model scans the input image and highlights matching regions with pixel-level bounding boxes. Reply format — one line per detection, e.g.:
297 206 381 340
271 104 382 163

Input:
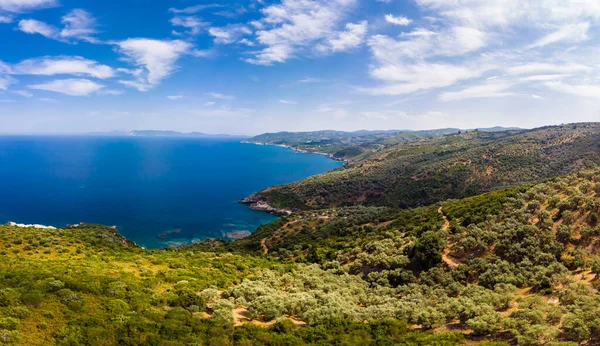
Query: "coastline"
239 197 292 216
239 140 346 217
240 140 347 163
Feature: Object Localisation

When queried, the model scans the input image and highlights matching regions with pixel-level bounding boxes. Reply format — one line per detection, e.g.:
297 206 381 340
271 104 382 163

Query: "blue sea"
0 136 342 248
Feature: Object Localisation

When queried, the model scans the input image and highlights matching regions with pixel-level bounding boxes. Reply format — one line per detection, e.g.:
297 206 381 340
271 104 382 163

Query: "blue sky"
1 0 600 134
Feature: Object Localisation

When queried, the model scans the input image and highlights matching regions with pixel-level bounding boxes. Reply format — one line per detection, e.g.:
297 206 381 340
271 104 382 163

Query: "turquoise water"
0 136 342 248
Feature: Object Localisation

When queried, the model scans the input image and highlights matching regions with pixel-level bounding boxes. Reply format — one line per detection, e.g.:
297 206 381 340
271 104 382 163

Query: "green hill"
246 123 600 210
6 123 600 345
5 166 600 344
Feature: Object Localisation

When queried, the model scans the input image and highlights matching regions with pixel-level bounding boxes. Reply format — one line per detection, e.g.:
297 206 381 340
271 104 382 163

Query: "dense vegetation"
6 122 600 345
248 124 600 210
5 165 600 344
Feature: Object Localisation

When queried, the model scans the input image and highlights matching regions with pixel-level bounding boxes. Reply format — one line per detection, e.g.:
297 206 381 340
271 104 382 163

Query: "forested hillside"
5 166 600 344
5 123 600 345
246 124 600 210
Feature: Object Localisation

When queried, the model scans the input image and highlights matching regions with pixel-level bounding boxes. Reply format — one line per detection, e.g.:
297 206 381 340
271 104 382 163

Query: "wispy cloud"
279 99 298 105
545 81 600 99
170 16 210 36
206 92 234 100
168 4 223 15
439 81 516 102
245 0 363 65
323 20 368 53
116 38 207 91
167 95 183 100
360 0 600 100
208 24 252 44
18 9 98 43
0 75 16 90
12 57 115 79
28 78 105 96
0 0 57 13
385 14 411 26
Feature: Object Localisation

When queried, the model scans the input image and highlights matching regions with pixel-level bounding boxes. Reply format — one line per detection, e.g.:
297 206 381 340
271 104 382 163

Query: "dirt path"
260 238 268 254
438 206 459 268
438 206 450 231
442 248 460 269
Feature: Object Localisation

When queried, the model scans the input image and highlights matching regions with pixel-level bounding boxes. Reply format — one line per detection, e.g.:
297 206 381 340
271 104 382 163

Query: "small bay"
0 136 343 248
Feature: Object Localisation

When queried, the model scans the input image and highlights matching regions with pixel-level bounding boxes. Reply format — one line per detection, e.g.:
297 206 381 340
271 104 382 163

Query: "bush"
0 317 19 331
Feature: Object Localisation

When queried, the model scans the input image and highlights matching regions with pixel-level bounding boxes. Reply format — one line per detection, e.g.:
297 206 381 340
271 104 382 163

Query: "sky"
1 0 600 135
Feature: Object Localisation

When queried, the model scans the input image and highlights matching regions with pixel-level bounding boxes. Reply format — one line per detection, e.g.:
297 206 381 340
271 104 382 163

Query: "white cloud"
170 16 209 35
279 99 297 104
60 9 97 40
326 20 367 52
360 0 600 100
204 101 216 106
28 78 105 96
12 57 114 78
116 38 199 90
439 81 516 101
18 19 57 38
361 62 485 95
207 92 234 99
530 22 590 48
519 74 570 82
0 75 16 90
167 95 183 100
531 94 544 100
169 4 223 14
118 80 153 92
18 9 98 42
0 15 12 23
506 63 590 75
245 0 360 65
545 81 600 99
385 14 411 26
414 0 600 29
208 24 252 44
0 0 57 12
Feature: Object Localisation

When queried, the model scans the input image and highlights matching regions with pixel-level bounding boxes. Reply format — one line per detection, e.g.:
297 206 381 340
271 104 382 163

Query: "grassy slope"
249 123 600 210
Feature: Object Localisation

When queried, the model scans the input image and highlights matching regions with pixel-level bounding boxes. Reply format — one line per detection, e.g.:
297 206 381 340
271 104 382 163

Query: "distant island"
88 130 249 138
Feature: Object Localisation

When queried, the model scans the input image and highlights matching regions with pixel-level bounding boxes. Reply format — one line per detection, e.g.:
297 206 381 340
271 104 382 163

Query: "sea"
0 136 343 248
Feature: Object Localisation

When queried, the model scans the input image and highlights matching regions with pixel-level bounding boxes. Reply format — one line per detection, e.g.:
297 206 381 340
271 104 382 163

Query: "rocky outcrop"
240 197 292 216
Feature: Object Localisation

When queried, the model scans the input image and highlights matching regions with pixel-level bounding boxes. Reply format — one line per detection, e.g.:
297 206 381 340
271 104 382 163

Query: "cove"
0 136 343 248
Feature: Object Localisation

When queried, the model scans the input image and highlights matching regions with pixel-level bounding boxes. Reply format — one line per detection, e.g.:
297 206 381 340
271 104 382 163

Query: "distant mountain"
469 126 523 132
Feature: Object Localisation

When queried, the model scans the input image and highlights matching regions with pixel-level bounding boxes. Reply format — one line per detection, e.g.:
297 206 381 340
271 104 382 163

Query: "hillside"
6 166 600 344
233 166 600 344
246 127 522 160
246 128 463 160
245 123 600 210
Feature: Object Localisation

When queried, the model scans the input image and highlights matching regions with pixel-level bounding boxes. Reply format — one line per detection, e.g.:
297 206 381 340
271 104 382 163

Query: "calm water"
0 136 342 248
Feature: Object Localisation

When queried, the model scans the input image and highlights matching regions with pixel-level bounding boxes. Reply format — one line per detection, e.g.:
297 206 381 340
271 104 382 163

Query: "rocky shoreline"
239 196 292 216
